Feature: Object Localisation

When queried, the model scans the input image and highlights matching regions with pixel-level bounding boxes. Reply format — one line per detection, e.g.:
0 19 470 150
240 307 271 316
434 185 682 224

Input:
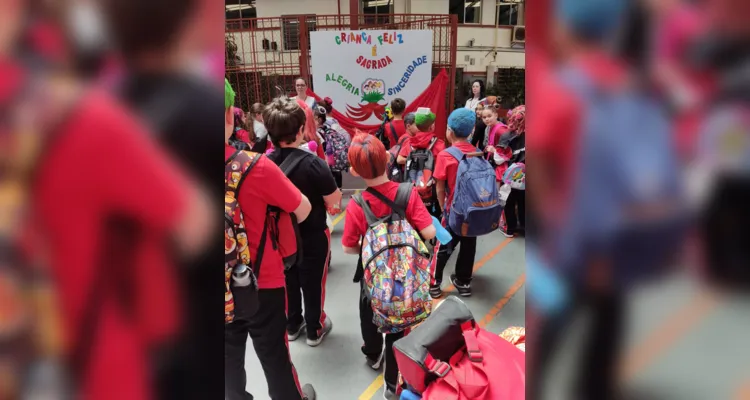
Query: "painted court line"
358 238 517 399
734 380 750 400
619 290 719 382
478 273 526 328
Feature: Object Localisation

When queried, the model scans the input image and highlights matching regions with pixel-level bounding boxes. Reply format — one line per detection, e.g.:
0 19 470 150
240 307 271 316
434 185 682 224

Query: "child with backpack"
397 108 446 218
501 105 526 237
342 132 437 399
432 108 504 298
224 82 317 400
314 105 350 188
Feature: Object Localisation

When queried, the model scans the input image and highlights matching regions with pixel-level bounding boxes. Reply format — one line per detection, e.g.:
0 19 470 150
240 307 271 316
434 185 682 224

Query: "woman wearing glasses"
292 77 317 110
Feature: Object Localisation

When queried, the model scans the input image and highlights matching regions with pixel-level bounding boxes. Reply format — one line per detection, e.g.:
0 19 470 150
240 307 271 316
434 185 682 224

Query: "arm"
406 187 437 240
343 245 360 255
294 194 312 223
436 179 447 212
397 155 407 165
324 190 343 209
314 159 342 208
252 156 310 221
420 225 437 241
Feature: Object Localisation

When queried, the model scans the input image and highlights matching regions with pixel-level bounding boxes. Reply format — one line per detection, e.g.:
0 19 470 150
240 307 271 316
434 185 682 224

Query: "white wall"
255 0 347 17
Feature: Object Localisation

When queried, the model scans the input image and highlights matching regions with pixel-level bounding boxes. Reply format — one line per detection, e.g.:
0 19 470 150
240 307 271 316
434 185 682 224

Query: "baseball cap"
447 108 476 138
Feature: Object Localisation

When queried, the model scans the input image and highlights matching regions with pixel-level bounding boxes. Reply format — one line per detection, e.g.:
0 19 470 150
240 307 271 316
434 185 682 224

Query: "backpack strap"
445 146 465 162
278 149 313 176
365 186 408 220
389 121 397 141
225 150 262 195
427 136 438 151
352 194 381 226
394 182 413 210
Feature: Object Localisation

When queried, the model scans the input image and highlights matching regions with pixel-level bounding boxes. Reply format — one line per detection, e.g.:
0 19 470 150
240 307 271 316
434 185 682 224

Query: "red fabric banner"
307 69 449 141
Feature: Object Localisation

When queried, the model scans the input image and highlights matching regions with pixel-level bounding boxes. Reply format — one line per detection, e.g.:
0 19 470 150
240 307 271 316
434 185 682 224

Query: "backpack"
387 135 408 183
320 124 350 171
393 296 525 399
352 183 433 334
503 162 526 190
224 150 267 323
445 147 503 237
271 150 312 270
405 137 439 206
557 67 685 287
376 120 395 149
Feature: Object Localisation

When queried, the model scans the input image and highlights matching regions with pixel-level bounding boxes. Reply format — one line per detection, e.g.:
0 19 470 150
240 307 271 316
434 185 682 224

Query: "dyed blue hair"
447 108 476 138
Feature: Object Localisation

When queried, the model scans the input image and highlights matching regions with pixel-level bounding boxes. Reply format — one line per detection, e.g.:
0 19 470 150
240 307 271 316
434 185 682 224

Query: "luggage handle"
423 320 484 378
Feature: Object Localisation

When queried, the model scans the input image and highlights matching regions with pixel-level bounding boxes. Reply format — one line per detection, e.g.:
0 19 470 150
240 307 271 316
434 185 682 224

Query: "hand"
485 146 496 153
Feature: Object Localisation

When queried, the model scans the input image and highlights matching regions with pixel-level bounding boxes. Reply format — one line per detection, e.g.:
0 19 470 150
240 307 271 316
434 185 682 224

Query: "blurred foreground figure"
0 1 212 399
101 0 223 396
528 0 687 398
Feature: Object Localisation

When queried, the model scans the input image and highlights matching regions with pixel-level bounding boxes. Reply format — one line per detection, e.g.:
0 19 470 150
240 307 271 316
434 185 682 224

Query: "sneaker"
450 274 472 297
301 383 316 400
306 316 333 347
366 351 384 370
429 283 443 299
383 385 396 399
287 321 306 341
499 227 513 238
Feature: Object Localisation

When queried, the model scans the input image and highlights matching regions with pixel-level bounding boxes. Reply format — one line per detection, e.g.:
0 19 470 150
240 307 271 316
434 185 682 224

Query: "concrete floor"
242 175 527 400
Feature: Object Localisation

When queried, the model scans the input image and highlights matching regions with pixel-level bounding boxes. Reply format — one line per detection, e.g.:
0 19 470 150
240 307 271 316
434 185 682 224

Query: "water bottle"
431 216 452 245
400 389 422 400
232 264 253 287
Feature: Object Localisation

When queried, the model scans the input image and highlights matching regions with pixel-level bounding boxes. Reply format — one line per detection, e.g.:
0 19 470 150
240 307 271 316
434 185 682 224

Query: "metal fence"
225 14 458 113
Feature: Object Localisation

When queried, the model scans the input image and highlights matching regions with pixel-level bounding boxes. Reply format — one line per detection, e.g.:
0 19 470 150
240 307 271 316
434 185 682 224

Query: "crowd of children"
225 78 526 399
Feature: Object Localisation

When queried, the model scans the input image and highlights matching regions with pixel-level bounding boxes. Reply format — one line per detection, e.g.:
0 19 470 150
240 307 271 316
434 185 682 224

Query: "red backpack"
404 137 438 206
394 296 525 399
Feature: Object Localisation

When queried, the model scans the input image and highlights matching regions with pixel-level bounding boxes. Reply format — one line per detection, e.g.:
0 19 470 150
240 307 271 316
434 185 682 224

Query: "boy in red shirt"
386 98 407 147
431 108 481 297
224 81 316 400
342 133 436 397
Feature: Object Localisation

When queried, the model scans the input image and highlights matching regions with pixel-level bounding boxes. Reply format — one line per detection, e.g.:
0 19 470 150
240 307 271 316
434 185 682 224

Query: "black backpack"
375 120 395 149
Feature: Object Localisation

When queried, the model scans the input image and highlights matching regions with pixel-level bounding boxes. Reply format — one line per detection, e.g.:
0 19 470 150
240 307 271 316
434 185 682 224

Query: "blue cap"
447 108 476 138
556 0 626 41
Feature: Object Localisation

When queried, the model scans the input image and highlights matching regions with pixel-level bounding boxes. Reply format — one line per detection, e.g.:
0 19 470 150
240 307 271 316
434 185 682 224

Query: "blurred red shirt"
33 89 190 400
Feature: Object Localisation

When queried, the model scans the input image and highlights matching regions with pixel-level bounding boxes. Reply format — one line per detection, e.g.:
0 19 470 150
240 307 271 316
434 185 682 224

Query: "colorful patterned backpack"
224 150 267 324
352 183 433 334
503 162 526 190
320 122 350 172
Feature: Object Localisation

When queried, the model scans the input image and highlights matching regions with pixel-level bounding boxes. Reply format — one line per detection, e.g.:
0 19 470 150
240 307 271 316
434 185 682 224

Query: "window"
225 0 257 29
361 0 393 25
281 15 317 51
449 0 482 24
497 1 521 26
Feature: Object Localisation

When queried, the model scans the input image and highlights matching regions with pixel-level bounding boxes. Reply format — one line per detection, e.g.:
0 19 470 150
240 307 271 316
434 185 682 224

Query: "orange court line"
734 380 750 400
619 291 719 382
478 273 526 328
439 236 515 298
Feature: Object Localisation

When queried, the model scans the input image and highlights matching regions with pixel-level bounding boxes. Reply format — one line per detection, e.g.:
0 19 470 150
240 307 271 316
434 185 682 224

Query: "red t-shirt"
225 144 302 289
433 141 479 211
388 119 407 148
342 182 433 248
33 90 189 400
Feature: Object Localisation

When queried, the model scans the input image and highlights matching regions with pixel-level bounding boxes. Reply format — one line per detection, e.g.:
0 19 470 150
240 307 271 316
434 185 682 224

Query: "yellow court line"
358 374 385 400
332 189 360 227
357 237 515 399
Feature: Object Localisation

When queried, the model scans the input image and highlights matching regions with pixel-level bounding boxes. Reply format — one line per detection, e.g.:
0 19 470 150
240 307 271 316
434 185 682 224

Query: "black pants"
225 288 303 400
286 229 330 339
505 189 526 234
359 282 405 390
330 168 343 188
530 290 624 400
434 225 477 285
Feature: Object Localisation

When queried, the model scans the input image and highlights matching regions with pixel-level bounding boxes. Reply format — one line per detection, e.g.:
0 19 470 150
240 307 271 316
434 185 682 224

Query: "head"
295 77 308 97
507 105 526 134
482 104 500 126
390 98 406 117
251 103 265 122
415 108 436 132
471 80 484 98
484 96 498 107
318 97 334 114
403 112 418 135
296 98 319 145
102 0 200 69
553 0 628 57
475 103 485 118
446 108 476 144
262 97 307 147
225 79 236 142
313 105 327 127
347 131 389 181
233 107 246 130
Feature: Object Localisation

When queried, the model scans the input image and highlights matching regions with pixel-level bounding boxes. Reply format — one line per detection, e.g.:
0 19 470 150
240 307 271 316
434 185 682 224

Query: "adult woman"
292 77 317 110
464 79 486 111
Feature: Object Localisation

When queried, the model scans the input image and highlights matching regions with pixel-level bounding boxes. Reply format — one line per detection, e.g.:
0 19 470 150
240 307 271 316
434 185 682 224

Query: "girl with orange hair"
296 98 325 159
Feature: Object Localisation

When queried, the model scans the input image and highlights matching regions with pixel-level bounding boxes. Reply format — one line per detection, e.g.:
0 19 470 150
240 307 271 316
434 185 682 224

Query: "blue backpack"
556 68 686 287
445 147 503 237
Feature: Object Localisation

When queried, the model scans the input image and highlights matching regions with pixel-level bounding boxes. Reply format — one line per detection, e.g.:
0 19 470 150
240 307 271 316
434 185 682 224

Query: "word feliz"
335 31 404 45
387 55 428 96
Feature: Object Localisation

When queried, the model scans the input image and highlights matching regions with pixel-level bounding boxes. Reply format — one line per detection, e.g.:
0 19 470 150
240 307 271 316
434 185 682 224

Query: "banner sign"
310 30 433 124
